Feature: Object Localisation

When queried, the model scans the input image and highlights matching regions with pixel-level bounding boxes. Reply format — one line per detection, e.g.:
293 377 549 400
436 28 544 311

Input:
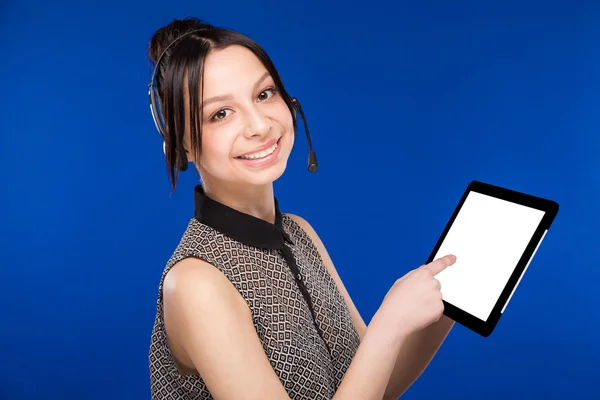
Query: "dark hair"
148 17 298 191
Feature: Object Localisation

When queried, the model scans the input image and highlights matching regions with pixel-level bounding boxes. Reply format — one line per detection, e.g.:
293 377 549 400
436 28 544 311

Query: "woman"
147 17 456 400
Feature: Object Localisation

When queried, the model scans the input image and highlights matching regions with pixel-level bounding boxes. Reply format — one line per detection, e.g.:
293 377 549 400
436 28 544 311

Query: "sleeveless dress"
149 185 361 399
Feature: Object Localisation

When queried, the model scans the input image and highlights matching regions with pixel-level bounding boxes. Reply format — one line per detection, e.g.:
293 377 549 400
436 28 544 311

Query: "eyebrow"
202 71 272 107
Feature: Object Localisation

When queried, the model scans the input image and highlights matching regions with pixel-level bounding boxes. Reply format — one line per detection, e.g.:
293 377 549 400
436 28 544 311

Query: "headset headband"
148 29 208 142
147 28 318 173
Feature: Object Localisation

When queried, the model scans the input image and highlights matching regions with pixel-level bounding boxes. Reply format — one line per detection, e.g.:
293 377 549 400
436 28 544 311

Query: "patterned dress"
149 185 361 399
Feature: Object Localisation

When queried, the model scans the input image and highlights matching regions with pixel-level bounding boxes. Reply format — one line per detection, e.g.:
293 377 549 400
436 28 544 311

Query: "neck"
201 180 276 224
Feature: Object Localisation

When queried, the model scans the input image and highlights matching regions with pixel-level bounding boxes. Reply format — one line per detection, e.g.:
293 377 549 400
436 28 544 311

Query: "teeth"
239 142 278 160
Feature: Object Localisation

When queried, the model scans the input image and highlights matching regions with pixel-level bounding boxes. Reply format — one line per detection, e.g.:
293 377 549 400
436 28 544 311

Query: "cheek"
200 131 236 166
274 103 294 133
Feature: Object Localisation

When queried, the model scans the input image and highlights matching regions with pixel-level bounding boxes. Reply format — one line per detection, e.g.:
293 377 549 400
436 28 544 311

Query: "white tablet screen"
433 192 546 321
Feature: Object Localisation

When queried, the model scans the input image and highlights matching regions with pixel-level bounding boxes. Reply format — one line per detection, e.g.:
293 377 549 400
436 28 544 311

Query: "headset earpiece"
148 33 316 174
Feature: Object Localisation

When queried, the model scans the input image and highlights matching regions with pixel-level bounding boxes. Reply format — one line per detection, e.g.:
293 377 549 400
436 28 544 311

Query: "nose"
242 106 271 138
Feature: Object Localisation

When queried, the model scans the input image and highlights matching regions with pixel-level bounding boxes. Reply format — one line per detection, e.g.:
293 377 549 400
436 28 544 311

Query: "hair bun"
148 17 213 65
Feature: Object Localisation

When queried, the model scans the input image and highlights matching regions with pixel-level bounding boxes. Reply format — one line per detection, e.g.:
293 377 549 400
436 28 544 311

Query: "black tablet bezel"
426 180 559 337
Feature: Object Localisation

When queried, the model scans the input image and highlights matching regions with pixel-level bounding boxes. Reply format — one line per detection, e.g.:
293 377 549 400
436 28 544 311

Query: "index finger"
422 254 457 276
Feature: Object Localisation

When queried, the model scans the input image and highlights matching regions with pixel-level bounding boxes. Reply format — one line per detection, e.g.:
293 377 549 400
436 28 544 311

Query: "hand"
376 254 457 337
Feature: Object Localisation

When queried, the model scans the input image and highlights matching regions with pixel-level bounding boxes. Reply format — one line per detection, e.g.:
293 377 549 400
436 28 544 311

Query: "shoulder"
163 217 249 309
284 213 308 225
164 218 229 276
284 213 321 241
176 218 218 249
163 256 246 315
159 260 293 398
284 213 332 267
161 256 251 370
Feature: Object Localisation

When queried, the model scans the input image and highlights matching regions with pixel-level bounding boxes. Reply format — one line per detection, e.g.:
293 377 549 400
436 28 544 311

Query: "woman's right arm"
162 256 452 400
162 257 293 399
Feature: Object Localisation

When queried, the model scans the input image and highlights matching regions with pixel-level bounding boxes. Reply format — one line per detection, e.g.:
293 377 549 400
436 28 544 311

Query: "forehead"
202 45 270 95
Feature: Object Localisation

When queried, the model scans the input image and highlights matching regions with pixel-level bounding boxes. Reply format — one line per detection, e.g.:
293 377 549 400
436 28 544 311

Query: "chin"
240 155 289 187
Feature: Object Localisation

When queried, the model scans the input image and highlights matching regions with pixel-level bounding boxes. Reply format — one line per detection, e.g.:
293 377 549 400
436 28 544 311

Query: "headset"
148 30 318 173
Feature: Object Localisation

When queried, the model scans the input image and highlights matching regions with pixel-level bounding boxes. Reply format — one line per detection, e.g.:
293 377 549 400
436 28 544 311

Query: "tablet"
427 180 559 337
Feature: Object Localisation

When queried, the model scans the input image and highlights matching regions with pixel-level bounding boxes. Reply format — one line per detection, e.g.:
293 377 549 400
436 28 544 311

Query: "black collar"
193 185 294 249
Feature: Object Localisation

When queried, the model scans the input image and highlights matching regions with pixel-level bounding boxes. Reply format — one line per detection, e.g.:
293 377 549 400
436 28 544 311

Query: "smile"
237 139 279 160
235 138 282 167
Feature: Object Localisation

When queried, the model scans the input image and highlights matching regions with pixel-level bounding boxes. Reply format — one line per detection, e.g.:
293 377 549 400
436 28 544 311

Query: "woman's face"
186 44 295 189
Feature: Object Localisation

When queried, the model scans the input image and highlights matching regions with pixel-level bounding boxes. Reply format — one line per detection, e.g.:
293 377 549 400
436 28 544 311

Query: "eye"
257 87 278 102
210 109 233 121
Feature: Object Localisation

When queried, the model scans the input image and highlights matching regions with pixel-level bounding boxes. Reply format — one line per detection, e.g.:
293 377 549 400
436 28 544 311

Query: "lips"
234 136 283 168
236 138 279 160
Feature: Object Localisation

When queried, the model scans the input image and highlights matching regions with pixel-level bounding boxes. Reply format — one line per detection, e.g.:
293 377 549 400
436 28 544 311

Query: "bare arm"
163 258 292 399
381 317 454 400
287 214 453 400
162 257 411 400
332 313 409 400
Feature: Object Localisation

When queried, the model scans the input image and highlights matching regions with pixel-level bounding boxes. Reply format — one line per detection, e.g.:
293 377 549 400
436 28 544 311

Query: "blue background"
1 0 597 398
